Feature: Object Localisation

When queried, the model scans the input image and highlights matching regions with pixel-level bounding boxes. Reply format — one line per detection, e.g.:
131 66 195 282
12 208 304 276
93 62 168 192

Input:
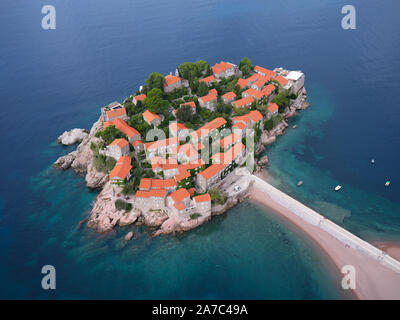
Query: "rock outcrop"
85 162 109 189
87 182 140 233
257 155 269 167
142 210 169 227
53 117 107 188
53 151 78 170
58 128 88 146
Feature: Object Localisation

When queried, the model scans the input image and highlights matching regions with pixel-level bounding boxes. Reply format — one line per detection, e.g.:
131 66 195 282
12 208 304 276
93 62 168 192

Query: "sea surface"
0 0 399 299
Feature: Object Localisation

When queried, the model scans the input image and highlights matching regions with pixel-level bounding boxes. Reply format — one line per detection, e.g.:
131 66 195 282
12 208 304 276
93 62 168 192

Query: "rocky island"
54 58 308 237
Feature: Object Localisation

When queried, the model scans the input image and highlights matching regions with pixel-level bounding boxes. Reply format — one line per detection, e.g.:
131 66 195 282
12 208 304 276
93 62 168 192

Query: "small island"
54 58 308 236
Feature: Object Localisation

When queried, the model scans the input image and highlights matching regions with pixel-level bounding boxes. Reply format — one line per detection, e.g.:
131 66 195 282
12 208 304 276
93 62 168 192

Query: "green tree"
239 57 252 76
208 188 227 205
95 125 127 145
143 88 169 113
196 82 209 96
273 92 290 113
176 105 194 123
145 72 164 91
178 61 210 81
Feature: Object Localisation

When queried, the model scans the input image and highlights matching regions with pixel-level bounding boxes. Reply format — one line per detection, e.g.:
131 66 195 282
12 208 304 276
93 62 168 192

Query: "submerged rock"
124 231 134 241
58 128 88 146
257 155 269 167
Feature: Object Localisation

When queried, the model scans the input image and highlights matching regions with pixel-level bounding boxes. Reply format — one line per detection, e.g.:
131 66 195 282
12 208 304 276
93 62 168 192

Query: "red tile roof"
110 138 129 149
232 122 246 131
199 75 215 84
232 96 254 108
106 107 127 120
254 66 276 77
151 179 177 189
246 74 260 83
209 88 218 96
132 140 143 147
133 94 146 102
190 117 227 141
112 118 140 140
194 193 211 203
145 137 179 151
109 156 132 180
198 163 225 181
236 78 249 89
233 114 251 124
199 93 217 103
164 74 181 87
139 178 152 190
169 122 187 135
267 102 279 113
143 110 160 123
174 202 186 211
262 84 275 96
273 75 288 87
247 110 263 123
168 188 190 203
253 75 271 88
174 169 191 182
136 189 167 198
243 88 264 100
212 61 234 75
222 91 236 101
220 133 241 149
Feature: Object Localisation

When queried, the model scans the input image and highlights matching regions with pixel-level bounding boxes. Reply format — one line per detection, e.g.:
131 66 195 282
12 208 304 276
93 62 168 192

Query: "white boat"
371 159 375 164
385 181 390 187
334 185 342 191
297 180 303 187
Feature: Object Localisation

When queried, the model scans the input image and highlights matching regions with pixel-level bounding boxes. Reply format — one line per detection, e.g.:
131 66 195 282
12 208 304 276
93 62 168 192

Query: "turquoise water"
264 84 400 243
1 0 399 299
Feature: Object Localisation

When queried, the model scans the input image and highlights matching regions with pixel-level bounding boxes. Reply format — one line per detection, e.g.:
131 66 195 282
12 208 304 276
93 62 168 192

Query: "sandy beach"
248 182 400 300
373 243 400 262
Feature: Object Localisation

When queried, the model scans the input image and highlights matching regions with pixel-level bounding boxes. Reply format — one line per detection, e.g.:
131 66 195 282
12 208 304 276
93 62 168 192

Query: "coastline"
248 178 400 300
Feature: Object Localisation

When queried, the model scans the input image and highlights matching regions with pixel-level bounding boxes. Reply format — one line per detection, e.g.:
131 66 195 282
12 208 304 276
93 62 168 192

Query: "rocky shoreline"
52 88 308 238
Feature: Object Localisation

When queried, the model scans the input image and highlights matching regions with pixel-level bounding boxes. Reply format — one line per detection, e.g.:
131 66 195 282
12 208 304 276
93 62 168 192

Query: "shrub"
115 199 132 212
208 188 227 205
190 213 201 220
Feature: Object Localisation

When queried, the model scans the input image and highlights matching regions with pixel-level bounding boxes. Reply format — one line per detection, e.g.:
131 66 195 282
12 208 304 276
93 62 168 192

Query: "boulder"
124 231 134 241
58 129 88 146
53 151 78 170
119 210 140 226
257 155 269 167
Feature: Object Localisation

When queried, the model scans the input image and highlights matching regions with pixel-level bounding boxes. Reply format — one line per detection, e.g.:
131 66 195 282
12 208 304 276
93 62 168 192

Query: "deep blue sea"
0 0 399 299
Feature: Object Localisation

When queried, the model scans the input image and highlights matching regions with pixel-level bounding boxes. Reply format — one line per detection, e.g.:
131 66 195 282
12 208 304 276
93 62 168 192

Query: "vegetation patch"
115 199 132 212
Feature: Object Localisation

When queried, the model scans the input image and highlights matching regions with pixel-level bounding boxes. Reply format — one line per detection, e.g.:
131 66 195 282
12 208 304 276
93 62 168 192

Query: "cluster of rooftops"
97 60 304 214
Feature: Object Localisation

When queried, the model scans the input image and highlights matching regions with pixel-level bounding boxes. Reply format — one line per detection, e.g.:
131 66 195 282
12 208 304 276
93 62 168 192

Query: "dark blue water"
0 0 399 299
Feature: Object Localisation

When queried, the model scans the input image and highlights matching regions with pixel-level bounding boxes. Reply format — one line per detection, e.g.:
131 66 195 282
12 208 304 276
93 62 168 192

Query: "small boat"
334 185 342 191
385 181 390 187
297 180 303 187
293 125 297 129
371 159 375 164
